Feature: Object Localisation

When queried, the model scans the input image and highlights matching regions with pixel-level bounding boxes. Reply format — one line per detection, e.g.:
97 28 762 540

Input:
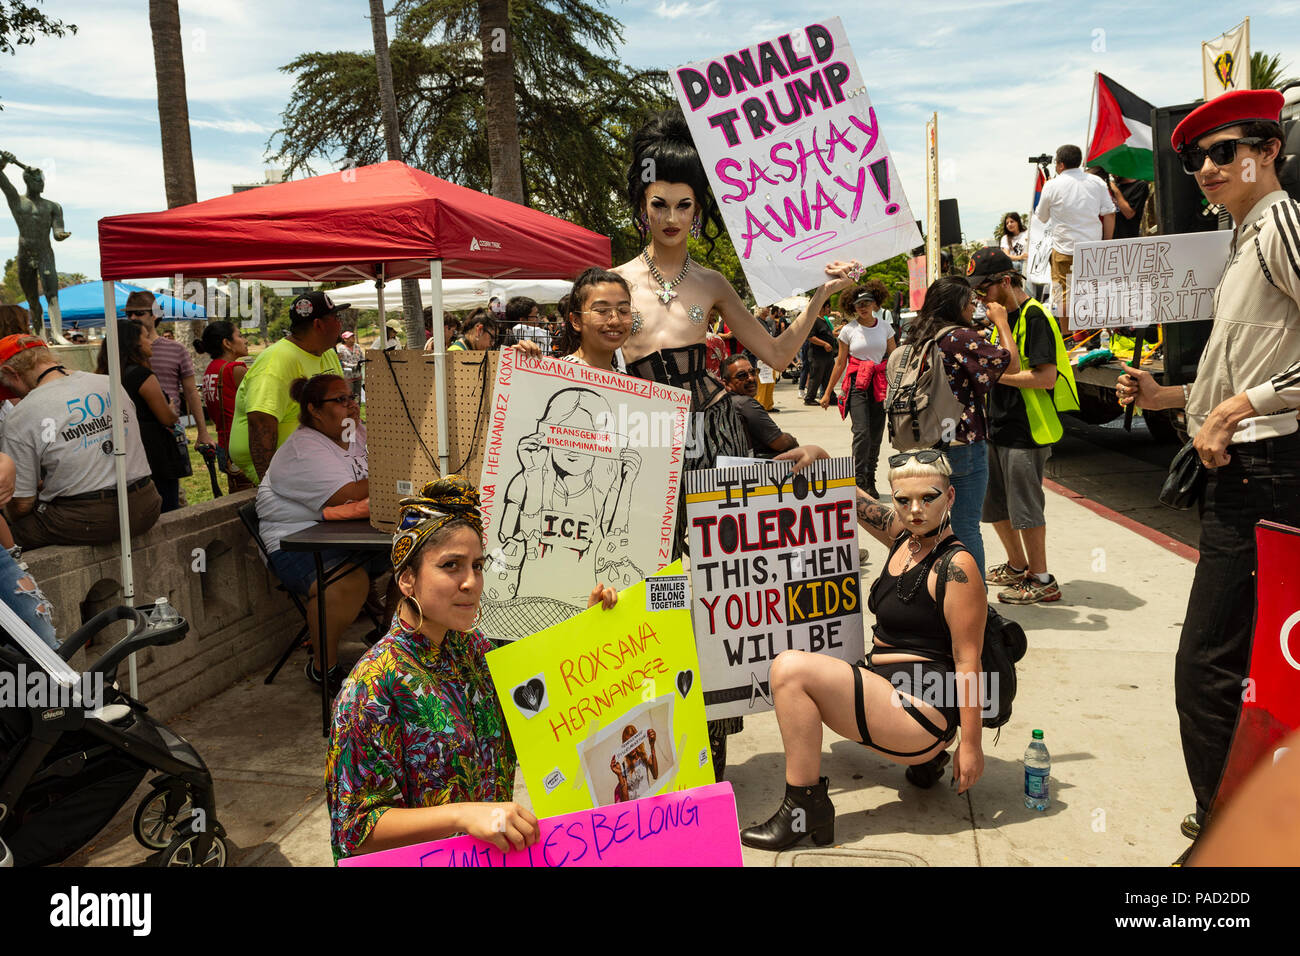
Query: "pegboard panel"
366 348 500 531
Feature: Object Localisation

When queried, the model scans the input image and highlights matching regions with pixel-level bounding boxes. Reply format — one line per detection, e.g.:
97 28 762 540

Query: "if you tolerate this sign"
684 458 865 721
672 18 920 305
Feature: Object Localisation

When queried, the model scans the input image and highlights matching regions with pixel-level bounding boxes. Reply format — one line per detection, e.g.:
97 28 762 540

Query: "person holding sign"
615 109 858 776
1117 89 1300 846
818 281 897 498
741 450 986 850
611 725 660 803
554 267 634 372
327 476 618 861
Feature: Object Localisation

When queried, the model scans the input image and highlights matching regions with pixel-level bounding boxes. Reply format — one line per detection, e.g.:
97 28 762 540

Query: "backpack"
884 325 964 451
934 549 1028 733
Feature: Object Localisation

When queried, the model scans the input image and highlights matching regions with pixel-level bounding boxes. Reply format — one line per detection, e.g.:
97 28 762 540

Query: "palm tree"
148 0 199 346
1251 51 1290 91
369 0 423 343
477 0 524 204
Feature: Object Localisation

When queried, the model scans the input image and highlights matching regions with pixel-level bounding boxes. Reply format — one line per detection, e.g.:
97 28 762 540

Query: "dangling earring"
400 594 424 633
689 216 701 239
638 212 650 234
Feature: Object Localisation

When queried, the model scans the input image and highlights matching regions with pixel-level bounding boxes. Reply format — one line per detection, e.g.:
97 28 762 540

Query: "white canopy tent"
330 277 574 312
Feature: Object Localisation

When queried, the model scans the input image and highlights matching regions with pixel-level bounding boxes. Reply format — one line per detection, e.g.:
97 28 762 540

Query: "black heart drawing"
676 670 693 699
513 678 545 713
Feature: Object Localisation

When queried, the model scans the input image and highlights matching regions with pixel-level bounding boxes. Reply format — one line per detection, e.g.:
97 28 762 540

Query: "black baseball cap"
965 247 1015 284
290 291 349 325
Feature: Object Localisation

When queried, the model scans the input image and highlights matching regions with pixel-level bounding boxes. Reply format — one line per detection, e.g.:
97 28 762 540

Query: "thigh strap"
851 662 957 758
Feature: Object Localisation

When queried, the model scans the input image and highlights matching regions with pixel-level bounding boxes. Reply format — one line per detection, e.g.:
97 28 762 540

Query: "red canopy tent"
98 160 610 282
94 163 610 692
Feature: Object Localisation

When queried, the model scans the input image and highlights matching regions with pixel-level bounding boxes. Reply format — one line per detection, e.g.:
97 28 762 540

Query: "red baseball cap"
0 334 49 401
1171 89 1285 151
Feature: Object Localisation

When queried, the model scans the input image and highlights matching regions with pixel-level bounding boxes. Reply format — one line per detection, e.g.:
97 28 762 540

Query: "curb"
1044 477 1199 563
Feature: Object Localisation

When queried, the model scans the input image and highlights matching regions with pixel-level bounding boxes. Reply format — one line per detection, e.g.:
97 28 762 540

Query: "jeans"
798 341 811 390
1175 433 1300 825
945 441 989 577
847 388 886 493
0 548 58 650
156 477 181 513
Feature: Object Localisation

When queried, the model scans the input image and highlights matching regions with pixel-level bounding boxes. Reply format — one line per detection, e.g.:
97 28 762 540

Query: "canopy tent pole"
375 264 386 337
429 260 449 476
101 281 138 698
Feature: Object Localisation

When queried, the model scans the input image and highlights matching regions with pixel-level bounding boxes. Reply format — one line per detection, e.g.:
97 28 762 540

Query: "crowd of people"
0 89 1295 867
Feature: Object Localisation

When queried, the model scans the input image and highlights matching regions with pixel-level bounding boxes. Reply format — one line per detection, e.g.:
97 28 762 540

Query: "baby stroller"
0 603 228 867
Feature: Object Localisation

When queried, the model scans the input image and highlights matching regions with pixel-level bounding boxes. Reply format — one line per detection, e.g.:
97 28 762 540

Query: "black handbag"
1159 438 1205 510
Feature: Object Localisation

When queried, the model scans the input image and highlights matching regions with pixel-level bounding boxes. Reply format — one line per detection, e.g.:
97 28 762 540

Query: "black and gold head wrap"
391 475 484 573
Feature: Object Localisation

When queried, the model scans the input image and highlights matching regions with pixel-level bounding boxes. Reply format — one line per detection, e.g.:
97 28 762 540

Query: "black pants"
1176 432 1300 825
848 388 886 493
804 353 833 404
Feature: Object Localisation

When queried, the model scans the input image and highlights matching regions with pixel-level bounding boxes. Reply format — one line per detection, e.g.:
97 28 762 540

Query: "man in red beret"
1118 89 1300 851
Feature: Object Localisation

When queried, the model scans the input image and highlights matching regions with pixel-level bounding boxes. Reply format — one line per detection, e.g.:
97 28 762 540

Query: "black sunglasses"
1178 137 1263 175
124 309 152 317
888 449 946 468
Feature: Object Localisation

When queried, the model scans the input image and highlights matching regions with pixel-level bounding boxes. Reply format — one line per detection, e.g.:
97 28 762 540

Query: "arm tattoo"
942 562 969 584
250 421 278 480
855 494 895 533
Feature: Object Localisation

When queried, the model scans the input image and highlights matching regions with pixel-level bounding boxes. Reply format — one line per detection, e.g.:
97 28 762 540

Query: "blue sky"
2 0 1298 281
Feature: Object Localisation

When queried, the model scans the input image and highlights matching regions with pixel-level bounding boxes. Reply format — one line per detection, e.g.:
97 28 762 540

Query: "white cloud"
191 118 274 135
653 0 719 17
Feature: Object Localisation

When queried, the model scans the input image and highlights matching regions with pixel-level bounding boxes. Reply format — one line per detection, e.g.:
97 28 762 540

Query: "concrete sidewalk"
67 377 1197 867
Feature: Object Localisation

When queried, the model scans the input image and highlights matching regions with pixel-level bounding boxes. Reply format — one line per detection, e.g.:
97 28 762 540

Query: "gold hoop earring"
401 594 424 633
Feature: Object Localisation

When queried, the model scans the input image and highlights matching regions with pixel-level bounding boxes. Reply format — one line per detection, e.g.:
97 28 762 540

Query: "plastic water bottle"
148 597 179 629
1099 329 1111 350
1024 729 1051 811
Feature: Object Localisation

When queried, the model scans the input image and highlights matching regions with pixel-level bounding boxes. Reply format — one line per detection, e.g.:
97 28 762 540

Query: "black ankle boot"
904 751 951 790
740 777 834 850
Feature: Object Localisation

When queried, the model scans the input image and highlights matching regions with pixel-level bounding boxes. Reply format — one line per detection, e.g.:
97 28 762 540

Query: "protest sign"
1213 521 1300 812
1025 214 1052 287
671 18 921 305
1068 231 1231 329
684 457 865 721
338 783 742 868
907 255 927 310
486 562 714 817
478 347 692 641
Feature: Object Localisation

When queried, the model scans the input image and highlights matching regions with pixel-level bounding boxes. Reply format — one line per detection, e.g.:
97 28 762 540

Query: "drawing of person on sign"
611 725 659 803
491 387 644 610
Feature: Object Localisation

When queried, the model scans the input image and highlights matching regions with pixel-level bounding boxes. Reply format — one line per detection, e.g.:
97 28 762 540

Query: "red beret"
1172 89 1284 151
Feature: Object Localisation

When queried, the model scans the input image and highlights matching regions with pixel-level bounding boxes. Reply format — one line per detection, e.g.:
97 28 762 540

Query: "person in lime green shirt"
447 312 498 352
229 291 347 482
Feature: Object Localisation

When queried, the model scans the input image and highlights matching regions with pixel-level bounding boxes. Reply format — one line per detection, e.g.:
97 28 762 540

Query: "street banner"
1203 19 1251 101
485 562 714 816
338 783 743 868
1213 521 1300 813
907 255 927 310
684 457 865 721
1068 231 1232 329
478 347 691 640
671 17 920 306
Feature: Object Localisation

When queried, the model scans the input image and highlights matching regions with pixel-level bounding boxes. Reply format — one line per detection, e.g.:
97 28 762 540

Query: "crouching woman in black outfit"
741 449 987 850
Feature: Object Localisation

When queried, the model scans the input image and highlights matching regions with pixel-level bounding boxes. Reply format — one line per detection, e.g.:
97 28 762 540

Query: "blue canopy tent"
19 280 206 327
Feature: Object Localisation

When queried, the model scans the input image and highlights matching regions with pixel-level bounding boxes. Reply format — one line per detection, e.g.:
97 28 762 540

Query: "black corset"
624 344 724 408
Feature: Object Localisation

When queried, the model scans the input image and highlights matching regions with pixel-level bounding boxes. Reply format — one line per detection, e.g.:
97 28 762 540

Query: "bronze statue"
1 151 70 342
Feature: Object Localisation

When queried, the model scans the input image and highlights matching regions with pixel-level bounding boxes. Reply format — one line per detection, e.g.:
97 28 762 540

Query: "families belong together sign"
672 18 921 305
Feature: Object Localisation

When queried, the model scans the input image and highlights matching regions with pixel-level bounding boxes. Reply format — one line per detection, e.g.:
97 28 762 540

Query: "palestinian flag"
1086 72 1154 181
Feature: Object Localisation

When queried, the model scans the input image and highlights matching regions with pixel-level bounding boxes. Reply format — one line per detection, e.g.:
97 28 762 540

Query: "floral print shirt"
326 619 516 861
937 328 1011 444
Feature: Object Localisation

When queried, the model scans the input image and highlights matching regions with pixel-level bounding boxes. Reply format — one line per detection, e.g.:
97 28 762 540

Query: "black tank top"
866 533 964 665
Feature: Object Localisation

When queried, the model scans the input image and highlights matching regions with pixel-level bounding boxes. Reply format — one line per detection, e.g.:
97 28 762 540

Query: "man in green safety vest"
967 247 1079 604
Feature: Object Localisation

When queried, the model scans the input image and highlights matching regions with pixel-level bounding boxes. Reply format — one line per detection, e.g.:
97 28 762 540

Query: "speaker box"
938 198 962 247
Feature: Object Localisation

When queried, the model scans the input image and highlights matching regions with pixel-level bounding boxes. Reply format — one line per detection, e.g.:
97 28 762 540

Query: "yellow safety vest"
990 298 1079 445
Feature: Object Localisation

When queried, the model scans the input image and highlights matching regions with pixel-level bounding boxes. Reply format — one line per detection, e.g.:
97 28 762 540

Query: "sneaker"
985 562 1027 587
306 660 344 692
998 575 1061 605
798 388 806 399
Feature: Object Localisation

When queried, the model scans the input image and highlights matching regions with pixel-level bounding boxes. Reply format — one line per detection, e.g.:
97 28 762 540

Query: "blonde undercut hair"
887 450 953 486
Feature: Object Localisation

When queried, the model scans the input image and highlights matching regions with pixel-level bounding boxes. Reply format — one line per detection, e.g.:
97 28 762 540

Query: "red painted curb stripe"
1044 477 1200 563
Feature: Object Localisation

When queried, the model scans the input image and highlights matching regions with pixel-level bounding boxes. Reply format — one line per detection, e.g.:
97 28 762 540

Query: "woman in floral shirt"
905 277 1019 576
326 475 615 861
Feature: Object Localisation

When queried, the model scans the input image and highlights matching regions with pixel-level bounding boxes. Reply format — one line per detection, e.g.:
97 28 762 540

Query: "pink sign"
338 783 742 868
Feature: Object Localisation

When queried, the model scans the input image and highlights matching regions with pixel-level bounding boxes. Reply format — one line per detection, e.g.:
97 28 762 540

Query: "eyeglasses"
729 369 756 380
124 309 152 318
1178 137 1263 174
320 395 359 407
582 307 634 320
888 449 947 468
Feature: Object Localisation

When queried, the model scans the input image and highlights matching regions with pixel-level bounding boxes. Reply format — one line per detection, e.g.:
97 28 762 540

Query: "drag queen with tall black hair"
614 109 859 776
